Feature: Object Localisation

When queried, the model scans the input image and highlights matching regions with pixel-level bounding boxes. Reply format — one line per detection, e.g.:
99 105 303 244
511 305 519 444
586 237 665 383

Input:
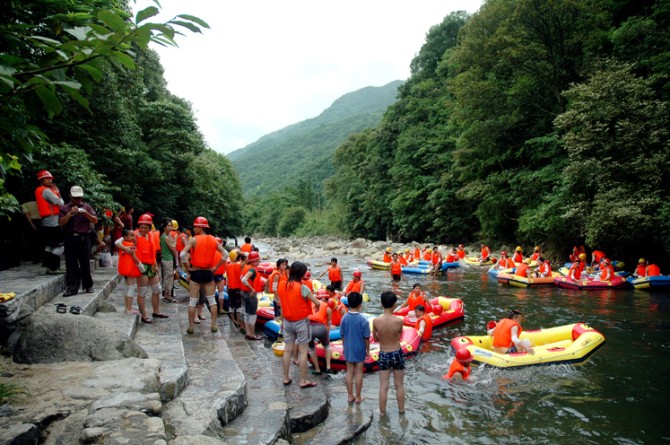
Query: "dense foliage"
325 1 670 266
0 0 243 239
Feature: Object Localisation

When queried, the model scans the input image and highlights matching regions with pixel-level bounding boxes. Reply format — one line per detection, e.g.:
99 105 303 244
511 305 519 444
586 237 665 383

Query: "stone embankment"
0 246 380 444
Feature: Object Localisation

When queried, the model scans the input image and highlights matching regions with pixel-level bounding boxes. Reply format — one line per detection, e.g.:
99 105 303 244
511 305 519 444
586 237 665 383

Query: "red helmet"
137 213 153 225
193 216 209 228
304 270 311 279
456 349 473 364
500 251 507 256
214 237 223 244
458 244 464 248
601 258 611 265
37 170 53 181
353 270 362 278
247 251 260 262
486 320 497 330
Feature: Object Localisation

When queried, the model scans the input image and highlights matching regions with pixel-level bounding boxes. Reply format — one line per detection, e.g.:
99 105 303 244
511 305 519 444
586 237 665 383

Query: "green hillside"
228 80 403 197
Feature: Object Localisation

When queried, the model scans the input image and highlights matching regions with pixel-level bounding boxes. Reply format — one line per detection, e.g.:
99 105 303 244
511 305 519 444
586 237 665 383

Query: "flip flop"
194 318 201 324
69 306 82 315
141 317 152 324
283 378 292 386
56 303 67 313
152 313 169 318
211 327 219 333
300 381 317 389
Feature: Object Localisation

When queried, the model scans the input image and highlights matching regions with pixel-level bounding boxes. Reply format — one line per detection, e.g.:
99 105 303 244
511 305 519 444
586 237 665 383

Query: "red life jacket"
134 231 155 264
278 281 312 322
415 314 433 340
445 359 471 380
118 240 141 277
191 234 217 269
35 185 61 217
391 261 402 275
492 318 522 349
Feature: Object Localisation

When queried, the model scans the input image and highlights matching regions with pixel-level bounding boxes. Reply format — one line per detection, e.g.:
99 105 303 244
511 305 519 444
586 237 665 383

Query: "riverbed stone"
13 312 147 363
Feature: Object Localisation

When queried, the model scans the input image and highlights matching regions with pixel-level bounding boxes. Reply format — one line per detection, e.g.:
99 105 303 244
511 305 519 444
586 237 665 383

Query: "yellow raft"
464 257 493 266
451 323 605 368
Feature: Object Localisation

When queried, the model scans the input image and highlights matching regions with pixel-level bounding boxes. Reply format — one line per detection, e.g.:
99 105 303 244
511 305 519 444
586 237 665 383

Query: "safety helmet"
36 170 54 181
404 248 410 253
638 258 646 264
458 244 464 248
214 237 222 245
534 246 540 251
579 253 587 260
456 349 473 364
353 270 362 278
229 250 238 261
500 251 507 256
304 270 311 279
138 213 153 226
247 251 260 262
171 219 179 230
427 248 433 253
385 247 392 253
515 246 522 252
486 320 497 330
193 216 209 228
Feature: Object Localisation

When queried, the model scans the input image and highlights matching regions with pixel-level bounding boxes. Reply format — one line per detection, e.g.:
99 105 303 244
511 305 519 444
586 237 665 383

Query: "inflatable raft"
367 259 390 270
554 274 627 290
451 322 605 368
263 319 343 342
417 260 460 271
315 325 421 372
465 257 493 266
256 262 276 277
507 272 561 288
626 275 670 290
394 297 464 329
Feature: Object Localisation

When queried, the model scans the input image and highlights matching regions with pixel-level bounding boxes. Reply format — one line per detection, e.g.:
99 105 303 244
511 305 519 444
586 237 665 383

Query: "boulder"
13 313 147 364
349 238 368 248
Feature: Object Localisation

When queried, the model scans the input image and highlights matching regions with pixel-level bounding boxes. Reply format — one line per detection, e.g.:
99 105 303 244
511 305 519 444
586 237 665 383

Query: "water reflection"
257 242 670 444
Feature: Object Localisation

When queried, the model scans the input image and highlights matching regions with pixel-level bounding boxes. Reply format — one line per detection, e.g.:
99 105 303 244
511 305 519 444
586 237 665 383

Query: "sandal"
56 303 67 314
211 327 219 333
245 335 263 341
194 318 201 324
69 306 82 315
152 313 169 319
141 317 152 324
186 327 194 334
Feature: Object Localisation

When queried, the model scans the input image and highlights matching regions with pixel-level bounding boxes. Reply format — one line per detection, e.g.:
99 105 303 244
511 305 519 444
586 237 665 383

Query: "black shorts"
190 269 213 284
228 288 242 309
378 348 405 371
213 274 225 283
392 274 402 281
330 281 342 291
242 290 258 315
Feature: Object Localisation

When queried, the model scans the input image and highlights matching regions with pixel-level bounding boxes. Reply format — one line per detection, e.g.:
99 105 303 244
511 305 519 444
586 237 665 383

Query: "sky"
133 1 484 155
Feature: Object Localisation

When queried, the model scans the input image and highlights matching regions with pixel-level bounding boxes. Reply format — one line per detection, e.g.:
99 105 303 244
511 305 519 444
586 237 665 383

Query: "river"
258 243 670 444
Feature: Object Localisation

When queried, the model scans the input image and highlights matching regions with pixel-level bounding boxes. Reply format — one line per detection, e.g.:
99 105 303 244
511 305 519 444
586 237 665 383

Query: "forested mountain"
326 1 670 267
228 81 403 197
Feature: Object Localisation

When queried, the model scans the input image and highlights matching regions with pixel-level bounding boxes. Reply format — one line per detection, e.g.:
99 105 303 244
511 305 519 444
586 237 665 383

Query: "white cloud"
133 0 483 154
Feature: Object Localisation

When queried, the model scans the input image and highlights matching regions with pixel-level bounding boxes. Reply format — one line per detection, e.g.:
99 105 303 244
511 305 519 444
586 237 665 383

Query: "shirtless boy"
372 291 406 416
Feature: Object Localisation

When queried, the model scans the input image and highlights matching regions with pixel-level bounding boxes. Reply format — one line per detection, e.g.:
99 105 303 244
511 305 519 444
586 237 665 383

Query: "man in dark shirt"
59 186 98 296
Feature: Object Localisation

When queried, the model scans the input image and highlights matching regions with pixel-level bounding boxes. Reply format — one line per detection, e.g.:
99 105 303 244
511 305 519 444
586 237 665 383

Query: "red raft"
394 297 464 328
315 325 421 373
554 274 627 290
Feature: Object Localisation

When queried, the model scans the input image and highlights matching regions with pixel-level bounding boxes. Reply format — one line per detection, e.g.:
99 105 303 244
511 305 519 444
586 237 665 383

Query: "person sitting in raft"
457 244 466 259
423 247 433 261
399 250 409 266
413 244 421 261
530 246 542 262
444 349 473 381
646 261 661 277
414 305 433 341
633 258 648 278
394 283 431 317
317 257 343 291
569 245 586 262
430 246 443 275
535 257 552 277
445 247 459 264
487 310 534 354
389 252 404 282
568 257 583 281
382 247 393 263
590 249 607 269
344 270 365 297
403 247 414 263
478 244 491 263
326 285 347 326
512 246 524 264
599 258 615 281
514 260 531 278
496 251 515 270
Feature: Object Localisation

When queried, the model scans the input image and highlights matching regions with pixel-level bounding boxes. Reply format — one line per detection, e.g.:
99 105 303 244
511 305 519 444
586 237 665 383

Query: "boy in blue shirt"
340 292 370 403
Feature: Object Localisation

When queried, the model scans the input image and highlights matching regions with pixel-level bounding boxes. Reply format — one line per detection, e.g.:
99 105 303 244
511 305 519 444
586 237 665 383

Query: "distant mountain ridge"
228 80 403 196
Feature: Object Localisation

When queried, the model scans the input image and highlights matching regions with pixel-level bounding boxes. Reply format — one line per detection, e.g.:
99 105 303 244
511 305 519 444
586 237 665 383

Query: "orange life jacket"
134 231 155 264
592 250 606 263
118 240 141 277
531 252 540 261
498 257 514 269
302 278 314 292
515 263 530 278
539 261 551 276
431 251 442 265
512 252 523 263
383 252 392 263
278 281 312 322
647 264 661 277
445 253 458 263
331 299 344 326
415 314 433 341
308 300 329 325
266 269 287 293
408 292 430 313
240 243 253 253
150 230 161 252
599 265 614 281
191 234 217 269
457 248 465 259
240 264 257 292
328 266 342 282
636 264 647 277
569 263 582 280
423 251 431 261
481 247 490 259
445 359 471 380
413 247 421 259
226 262 242 289
391 261 402 275
399 256 408 266
35 185 61 217
213 250 226 275
176 233 186 252
345 280 362 294
492 318 521 349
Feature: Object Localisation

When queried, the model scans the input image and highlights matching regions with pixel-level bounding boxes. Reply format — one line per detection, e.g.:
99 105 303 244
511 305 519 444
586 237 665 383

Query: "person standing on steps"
373 291 406 416
34 170 65 274
59 186 97 296
160 219 178 303
180 217 226 334
240 250 263 340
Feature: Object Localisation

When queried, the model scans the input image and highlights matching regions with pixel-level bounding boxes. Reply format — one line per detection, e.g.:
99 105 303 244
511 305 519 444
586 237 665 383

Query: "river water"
259 243 670 444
